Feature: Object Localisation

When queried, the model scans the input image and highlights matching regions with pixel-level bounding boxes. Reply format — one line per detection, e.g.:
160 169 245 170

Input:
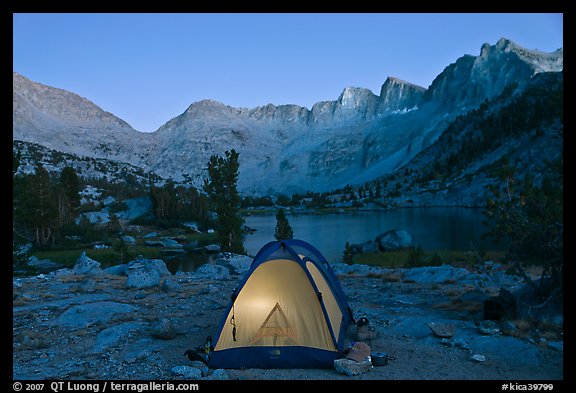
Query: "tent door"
249 302 301 346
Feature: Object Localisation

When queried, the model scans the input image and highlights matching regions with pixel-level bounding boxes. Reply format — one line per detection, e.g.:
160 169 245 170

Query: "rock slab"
334 358 373 376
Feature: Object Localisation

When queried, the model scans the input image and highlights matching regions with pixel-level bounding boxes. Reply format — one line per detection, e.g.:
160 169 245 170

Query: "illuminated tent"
207 239 355 369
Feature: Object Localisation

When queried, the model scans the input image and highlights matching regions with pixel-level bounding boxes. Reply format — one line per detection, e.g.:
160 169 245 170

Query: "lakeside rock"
126 257 172 288
215 252 253 276
27 256 64 273
73 252 105 276
350 229 413 256
376 230 413 251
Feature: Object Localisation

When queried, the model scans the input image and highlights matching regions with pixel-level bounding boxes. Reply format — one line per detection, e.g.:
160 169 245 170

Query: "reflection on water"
168 207 500 273
164 252 217 274
243 207 500 263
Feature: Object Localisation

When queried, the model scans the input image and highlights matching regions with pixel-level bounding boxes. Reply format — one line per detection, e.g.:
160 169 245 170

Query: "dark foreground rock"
12 261 563 380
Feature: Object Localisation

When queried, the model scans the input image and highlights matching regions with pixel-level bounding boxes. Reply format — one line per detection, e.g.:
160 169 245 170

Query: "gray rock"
150 318 176 340
206 369 229 380
49 268 74 278
126 258 172 288
161 279 182 293
188 361 209 377
350 240 378 255
143 232 159 238
376 229 413 251
388 316 432 339
215 253 253 275
78 279 97 293
470 354 486 362
129 258 172 277
427 322 456 338
121 235 136 245
441 338 470 350
52 301 136 329
171 366 201 379
27 256 63 273
75 211 110 225
122 338 164 364
15 243 32 257
73 252 105 276
331 262 387 276
114 196 153 221
127 268 161 289
402 264 470 284
195 264 230 280
92 322 145 353
102 196 116 206
334 358 373 376
104 264 128 276
478 320 501 335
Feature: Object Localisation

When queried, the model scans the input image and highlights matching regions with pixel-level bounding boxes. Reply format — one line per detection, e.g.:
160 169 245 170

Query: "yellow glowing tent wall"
207 240 354 369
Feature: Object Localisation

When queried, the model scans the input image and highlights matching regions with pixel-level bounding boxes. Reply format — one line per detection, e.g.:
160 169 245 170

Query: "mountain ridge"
13 38 563 196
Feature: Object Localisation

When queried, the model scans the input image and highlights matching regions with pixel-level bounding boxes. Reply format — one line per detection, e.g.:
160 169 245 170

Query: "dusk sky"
13 13 563 132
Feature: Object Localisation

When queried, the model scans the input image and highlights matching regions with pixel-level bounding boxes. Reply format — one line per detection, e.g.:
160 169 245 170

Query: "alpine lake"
167 206 503 273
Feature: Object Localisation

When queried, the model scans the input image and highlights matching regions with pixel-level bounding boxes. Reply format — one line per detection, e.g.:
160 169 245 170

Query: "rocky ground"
12 255 563 381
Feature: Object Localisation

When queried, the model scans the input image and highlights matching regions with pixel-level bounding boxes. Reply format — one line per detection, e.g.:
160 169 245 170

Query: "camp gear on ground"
345 341 371 363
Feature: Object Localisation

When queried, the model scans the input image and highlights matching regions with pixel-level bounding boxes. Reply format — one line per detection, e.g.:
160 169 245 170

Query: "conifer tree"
274 208 293 241
21 164 58 247
343 241 354 264
204 149 244 253
57 166 81 225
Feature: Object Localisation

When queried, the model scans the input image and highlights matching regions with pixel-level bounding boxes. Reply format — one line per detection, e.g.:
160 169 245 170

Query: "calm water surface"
243 207 498 263
167 207 499 273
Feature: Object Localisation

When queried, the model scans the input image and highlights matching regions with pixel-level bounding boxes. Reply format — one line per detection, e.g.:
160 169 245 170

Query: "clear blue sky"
13 13 563 132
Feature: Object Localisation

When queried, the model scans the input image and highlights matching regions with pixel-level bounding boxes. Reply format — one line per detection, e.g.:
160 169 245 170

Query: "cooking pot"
371 352 389 366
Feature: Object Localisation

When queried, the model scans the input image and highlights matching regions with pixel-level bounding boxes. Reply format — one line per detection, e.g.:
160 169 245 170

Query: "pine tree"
274 209 293 241
483 159 563 300
21 164 58 247
204 149 244 253
343 241 354 264
57 166 81 226
59 166 81 208
150 179 177 220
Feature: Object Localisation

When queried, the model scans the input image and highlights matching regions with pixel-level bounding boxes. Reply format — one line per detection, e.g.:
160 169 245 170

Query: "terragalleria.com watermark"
12 382 199 393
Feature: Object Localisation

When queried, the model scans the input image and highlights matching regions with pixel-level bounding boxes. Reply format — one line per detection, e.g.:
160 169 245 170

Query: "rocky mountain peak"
337 87 378 109
424 37 563 112
480 37 563 73
13 72 135 131
184 99 233 114
379 77 426 113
